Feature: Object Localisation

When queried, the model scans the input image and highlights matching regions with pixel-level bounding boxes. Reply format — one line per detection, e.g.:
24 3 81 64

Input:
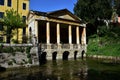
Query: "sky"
30 0 77 13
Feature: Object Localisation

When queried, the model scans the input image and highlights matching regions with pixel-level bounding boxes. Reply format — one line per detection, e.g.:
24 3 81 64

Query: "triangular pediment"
47 9 81 21
27 11 35 20
28 9 81 22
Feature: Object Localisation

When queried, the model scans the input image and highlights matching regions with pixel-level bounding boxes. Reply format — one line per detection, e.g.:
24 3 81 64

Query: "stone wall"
0 44 35 68
0 43 87 68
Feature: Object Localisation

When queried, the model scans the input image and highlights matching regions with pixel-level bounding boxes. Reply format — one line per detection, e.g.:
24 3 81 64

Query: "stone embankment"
0 44 39 68
87 55 120 63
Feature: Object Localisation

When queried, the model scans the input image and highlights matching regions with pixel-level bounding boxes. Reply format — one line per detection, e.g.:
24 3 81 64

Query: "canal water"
0 58 120 80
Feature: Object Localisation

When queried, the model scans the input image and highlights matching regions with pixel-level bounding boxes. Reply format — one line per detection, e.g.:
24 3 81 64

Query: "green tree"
74 0 112 23
0 9 25 43
114 0 120 16
74 0 113 37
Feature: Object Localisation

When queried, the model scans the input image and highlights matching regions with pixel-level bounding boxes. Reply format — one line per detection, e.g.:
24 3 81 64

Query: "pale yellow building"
28 9 87 60
0 0 29 43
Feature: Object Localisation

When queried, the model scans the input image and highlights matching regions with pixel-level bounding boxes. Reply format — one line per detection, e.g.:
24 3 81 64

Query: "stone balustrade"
40 44 82 50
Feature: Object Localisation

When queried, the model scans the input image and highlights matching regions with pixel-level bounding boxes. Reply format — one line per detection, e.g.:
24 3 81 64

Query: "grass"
87 36 120 57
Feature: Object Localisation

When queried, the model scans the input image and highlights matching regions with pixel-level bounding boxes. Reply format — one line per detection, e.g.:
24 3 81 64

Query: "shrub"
8 61 13 65
15 47 25 53
0 44 3 53
12 59 16 63
26 46 32 64
26 46 31 54
28 58 32 64
22 59 27 64
2 46 14 53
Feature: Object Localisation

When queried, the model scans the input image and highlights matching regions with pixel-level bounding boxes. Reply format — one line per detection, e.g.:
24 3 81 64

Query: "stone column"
69 25 73 49
46 22 51 49
57 23 61 49
76 26 80 44
46 22 50 44
69 25 72 44
34 21 38 44
57 23 60 44
81 27 86 45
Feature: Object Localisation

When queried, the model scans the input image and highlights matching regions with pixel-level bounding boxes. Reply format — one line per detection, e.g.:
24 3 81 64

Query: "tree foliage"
114 0 120 16
74 0 113 23
0 9 25 43
74 0 120 42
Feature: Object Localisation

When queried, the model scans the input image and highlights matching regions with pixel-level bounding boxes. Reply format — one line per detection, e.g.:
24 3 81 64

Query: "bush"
0 44 3 53
28 58 32 64
15 47 25 53
26 46 32 64
26 46 31 54
22 59 27 64
8 61 13 65
2 46 14 53
12 59 16 63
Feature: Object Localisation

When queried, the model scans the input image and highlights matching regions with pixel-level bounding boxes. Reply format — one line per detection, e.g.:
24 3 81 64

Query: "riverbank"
87 55 120 63
87 35 120 56
87 35 120 63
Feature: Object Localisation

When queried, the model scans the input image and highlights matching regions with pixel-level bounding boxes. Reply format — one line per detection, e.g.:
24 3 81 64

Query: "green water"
0 58 120 80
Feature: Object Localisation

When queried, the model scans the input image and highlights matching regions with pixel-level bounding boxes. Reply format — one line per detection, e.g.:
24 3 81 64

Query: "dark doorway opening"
72 26 76 44
81 51 85 60
38 21 46 43
52 52 57 60
62 51 69 60
40 52 47 65
60 24 68 43
74 51 78 60
79 27 83 44
50 22 57 43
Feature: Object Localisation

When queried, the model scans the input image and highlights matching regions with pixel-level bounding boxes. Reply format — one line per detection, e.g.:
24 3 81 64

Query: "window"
0 24 3 30
0 0 4 5
23 3 26 10
7 0 11 7
0 36 3 42
0 12 4 30
23 27 26 35
0 12 4 18
22 16 26 22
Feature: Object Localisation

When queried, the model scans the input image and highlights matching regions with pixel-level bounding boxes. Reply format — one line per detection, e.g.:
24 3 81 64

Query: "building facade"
0 0 29 43
28 9 87 60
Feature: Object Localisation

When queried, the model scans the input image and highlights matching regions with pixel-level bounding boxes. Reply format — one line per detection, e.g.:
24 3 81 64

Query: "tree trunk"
6 28 12 43
17 28 18 43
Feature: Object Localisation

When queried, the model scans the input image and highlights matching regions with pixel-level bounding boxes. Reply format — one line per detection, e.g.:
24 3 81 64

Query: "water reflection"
0 58 120 80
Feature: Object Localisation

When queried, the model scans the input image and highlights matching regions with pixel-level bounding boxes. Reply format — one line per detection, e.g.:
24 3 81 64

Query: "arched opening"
74 51 78 60
81 50 85 60
40 52 47 65
62 51 69 60
52 52 57 60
